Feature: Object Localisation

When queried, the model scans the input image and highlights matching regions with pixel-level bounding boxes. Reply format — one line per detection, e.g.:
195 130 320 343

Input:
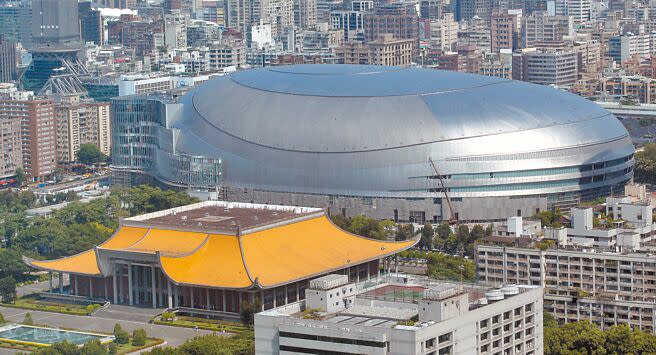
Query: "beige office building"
56 96 111 163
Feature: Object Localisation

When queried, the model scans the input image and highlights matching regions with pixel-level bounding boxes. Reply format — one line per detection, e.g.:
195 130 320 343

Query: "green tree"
0 249 31 281
330 214 351 230
113 323 129 344
79 339 109 355
395 224 414 241
419 223 434 249
0 276 16 303
13 168 25 186
76 143 105 165
107 342 118 355
348 215 385 240
23 312 33 325
36 341 79 355
177 333 255 355
132 328 147 346
240 298 262 327
426 253 475 282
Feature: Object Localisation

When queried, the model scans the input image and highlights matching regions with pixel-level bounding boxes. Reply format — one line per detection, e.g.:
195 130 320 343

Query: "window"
515 307 522 316
438 333 452 343
504 311 511 320
426 338 436 350
480 319 489 328
493 315 500 324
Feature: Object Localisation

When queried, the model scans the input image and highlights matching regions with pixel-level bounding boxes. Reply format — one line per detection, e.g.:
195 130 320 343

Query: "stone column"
190 287 194 308
49 272 53 292
167 281 173 309
73 275 78 295
151 266 157 308
206 288 210 310
89 278 94 299
59 272 64 294
128 263 133 306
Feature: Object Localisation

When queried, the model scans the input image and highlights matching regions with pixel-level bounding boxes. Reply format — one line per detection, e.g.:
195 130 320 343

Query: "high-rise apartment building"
31 0 81 46
363 3 419 43
368 34 414 66
457 0 492 21
226 0 251 38
209 42 246 69
262 0 295 37
512 48 578 87
477 245 656 333
554 0 590 24
99 0 137 9
523 12 574 47
609 33 652 63
0 36 16 83
0 95 57 181
335 34 414 66
79 2 104 46
330 9 366 42
164 11 188 51
294 0 317 30
420 0 442 20
491 11 520 53
55 96 111 163
0 91 22 179
430 13 459 52
0 1 32 47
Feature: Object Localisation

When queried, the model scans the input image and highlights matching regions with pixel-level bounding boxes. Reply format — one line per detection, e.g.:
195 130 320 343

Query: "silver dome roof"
190 65 616 153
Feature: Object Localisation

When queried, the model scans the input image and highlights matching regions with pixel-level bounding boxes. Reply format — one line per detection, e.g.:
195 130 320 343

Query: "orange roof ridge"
152 234 210 259
25 226 151 275
236 231 258 289
124 228 152 249
158 233 253 289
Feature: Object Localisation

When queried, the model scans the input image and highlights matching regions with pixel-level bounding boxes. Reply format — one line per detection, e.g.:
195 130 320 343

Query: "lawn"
1 295 100 316
153 315 249 334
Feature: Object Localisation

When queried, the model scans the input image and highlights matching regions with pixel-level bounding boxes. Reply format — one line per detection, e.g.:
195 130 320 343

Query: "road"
17 275 69 298
0 305 215 354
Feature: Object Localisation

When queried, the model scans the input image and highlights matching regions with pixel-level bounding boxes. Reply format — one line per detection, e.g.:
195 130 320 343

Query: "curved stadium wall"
110 65 635 223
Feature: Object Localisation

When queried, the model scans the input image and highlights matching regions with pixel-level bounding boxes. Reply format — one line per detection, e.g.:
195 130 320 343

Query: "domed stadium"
113 65 635 222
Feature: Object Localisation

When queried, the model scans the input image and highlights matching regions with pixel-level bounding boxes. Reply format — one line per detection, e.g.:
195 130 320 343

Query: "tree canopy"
8 185 199 282
76 144 106 165
328 214 399 240
544 313 656 355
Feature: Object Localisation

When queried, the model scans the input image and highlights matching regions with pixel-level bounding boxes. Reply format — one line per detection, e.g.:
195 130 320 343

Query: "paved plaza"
0 305 216 354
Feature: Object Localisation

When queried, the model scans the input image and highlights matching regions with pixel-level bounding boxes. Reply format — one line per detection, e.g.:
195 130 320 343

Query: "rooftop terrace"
125 201 323 232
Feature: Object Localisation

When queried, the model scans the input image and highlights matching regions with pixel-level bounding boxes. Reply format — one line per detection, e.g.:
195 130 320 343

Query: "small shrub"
108 341 118 355
0 311 5 323
22 313 33 325
161 311 176 322
132 328 147 346
113 324 129 344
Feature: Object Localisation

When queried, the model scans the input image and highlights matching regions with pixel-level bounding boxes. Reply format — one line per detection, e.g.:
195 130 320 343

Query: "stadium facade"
111 65 635 222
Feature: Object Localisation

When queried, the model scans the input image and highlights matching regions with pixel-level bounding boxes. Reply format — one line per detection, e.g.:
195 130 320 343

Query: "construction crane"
428 157 458 225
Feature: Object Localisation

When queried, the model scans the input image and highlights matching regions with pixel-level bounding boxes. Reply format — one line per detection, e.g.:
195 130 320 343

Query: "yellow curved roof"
119 229 208 256
29 249 100 275
241 216 415 287
28 227 150 275
28 215 416 288
160 234 252 289
160 216 416 289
